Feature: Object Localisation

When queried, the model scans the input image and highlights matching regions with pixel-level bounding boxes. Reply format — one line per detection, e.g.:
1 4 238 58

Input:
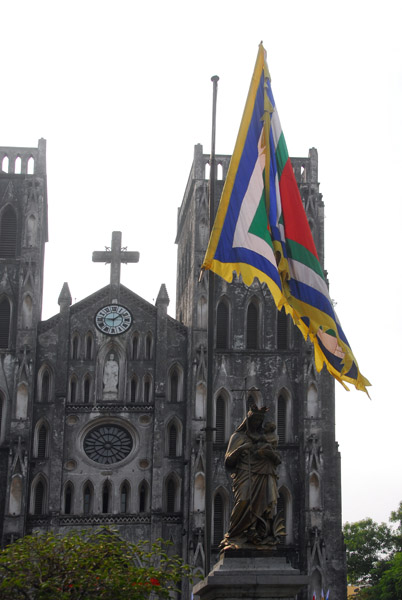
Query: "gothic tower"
0 140 48 544
176 144 347 599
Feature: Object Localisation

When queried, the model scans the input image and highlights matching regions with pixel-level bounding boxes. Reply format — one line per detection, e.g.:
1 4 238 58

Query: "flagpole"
205 74 219 575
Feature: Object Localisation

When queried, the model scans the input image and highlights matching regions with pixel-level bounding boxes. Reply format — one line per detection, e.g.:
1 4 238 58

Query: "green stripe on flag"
275 132 289 178
248 192 274 247
286 239 325 279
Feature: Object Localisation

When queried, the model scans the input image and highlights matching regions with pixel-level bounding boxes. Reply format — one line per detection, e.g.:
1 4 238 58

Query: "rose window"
83 425 133 464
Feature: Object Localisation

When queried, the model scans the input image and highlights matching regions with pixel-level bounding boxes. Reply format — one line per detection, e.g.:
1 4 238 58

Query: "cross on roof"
92 231 139 301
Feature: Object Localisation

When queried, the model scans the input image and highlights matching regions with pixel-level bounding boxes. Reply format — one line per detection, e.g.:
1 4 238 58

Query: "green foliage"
357 553 402 600
343 518 393 585
0 528 192 600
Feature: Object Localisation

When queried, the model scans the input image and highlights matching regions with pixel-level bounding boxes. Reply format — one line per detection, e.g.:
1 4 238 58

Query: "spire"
58 282 72 308
156 284 170 307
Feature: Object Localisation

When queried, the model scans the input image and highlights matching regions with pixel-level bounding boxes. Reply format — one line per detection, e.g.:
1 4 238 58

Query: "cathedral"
0 140 347 599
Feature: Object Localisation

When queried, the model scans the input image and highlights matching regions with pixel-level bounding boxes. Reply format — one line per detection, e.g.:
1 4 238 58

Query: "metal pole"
205 74 219 575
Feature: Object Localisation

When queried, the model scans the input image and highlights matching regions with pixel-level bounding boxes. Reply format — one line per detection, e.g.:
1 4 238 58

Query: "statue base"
193 550 308 600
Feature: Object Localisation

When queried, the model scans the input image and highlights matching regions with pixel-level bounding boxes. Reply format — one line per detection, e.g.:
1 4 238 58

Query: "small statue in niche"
220 404 285 551
103 353 119 397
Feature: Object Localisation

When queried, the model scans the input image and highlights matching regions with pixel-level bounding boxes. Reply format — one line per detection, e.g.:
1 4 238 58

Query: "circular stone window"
83 425 133 465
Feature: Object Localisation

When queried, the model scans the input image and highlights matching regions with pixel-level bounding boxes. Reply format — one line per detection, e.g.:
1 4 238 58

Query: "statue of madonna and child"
219 403 285 551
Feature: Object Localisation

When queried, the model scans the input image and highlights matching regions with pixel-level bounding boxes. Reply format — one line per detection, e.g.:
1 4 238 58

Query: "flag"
312 591 316 600
201 43 370 394
325 591 330 600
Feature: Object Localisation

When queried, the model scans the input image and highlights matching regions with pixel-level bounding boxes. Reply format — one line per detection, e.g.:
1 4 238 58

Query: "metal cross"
92 231 139 301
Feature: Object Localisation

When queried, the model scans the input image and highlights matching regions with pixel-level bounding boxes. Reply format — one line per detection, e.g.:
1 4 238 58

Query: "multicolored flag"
201 43 369 394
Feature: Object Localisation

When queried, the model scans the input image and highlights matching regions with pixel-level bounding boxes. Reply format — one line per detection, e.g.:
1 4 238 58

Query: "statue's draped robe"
224 431 279 544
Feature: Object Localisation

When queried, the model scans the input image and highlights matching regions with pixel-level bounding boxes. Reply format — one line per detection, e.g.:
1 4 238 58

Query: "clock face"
95 304 132 335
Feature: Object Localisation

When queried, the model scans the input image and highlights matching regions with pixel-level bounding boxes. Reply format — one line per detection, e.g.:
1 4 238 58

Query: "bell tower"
0 139 48 544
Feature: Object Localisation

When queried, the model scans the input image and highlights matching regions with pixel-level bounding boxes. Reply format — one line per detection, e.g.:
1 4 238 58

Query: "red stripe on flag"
279 159 319 259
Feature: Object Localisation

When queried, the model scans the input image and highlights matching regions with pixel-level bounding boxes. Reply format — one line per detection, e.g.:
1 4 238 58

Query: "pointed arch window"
170 369 179 403
277 308 288 350
213 493 224 546
85 333 93 360
277 394 287 444
83 376 91 404
139 481 149 513
70 377 77 403
120 481 129 513
33 480 45 515
64 483 73 515
168 423 178 458
246 302 258 349
132 334 139 359
145 334 152 360
71 335 79 360
83 483 93 514
37 423 48 459
0 205 17 258
41 370 50 403
130 377 137 403
102 481 111 513
215 395 226 444
216 300 229 349
143 376 151 403
0 297 11 349
166 478 177 513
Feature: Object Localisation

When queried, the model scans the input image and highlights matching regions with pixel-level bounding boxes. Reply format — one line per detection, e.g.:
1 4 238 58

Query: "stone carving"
103 353 119 398
220 404 284 550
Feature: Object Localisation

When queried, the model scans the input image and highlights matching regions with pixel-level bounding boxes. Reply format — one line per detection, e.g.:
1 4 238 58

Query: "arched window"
194 473 205 512
36 423 48 459
309 473 320 509
64 483 73 515
213 492 224 546
27 156 35 174
22 295 33 329
41 369 50 403
195 383 206 419
9 475 22 516
168 423 177 458
143 376 151 403
277 308 288 350
197 296 207 329
216 300 229 349
0 297 11 349
130 377 137 403
102 480 111 513
85 333 93 360
132 334 139 359
0 205 17 258
307 384 319 418
215 395 226 444
33 479 46 515
1 156 9 173
83 376 91 404
170 369 179 403
70 377 77 403
166 477 177 513
14 156 21 174
144 334 152 359
71 334 79 360
139 481 149 513
246 301 258 349
83 482 93 514
120 481 130 513
277 394 287 444
16 382 28 419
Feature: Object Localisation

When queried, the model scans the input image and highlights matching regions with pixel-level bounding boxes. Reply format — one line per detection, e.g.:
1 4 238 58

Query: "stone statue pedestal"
193 550 308 600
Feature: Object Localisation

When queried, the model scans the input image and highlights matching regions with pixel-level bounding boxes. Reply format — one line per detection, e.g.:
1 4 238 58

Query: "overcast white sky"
1 0 401 526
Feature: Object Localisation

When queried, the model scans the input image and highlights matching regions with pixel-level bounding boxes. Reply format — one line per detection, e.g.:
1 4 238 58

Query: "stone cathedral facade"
0 140 346 599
